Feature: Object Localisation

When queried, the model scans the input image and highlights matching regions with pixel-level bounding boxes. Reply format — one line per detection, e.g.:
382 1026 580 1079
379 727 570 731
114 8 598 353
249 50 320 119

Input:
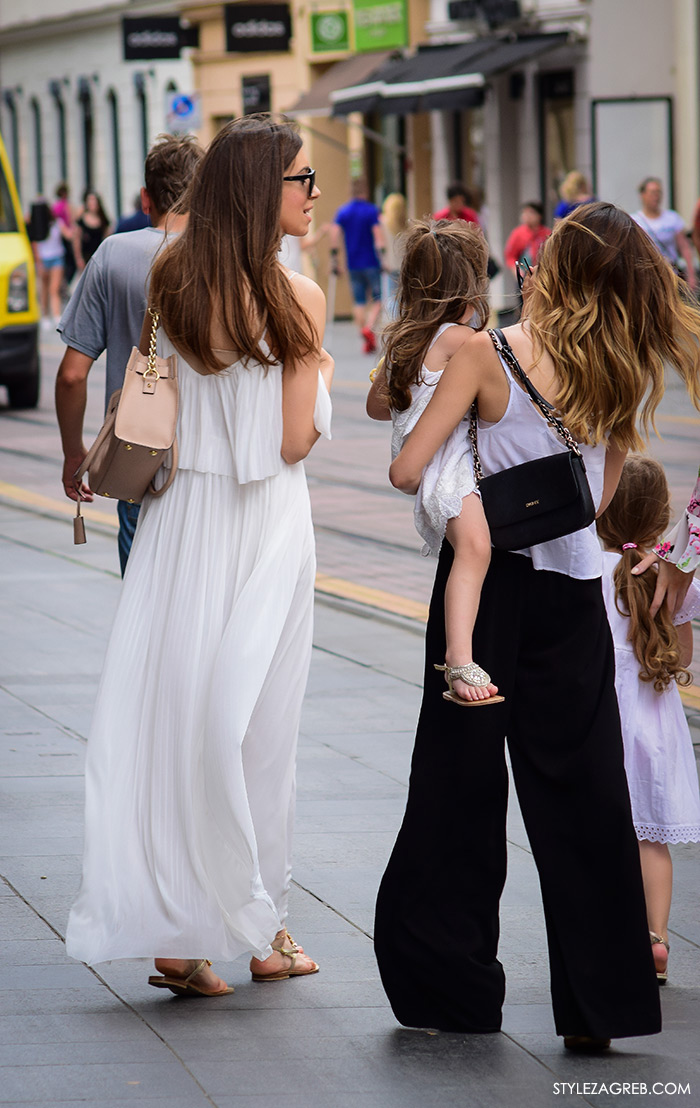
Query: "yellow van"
0 134 40 408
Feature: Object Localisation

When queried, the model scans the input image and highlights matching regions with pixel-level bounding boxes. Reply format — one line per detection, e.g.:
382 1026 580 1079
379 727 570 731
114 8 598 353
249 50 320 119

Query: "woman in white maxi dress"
67 117 332 994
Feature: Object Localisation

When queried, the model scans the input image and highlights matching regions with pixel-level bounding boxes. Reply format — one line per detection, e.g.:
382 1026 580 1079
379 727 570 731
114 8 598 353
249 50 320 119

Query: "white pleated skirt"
66 461 316 965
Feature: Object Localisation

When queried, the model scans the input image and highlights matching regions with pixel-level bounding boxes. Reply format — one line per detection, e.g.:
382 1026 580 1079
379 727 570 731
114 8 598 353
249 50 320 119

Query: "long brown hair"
383 219 489 412
526 202 700 449
596 456 691 691
149 115 317 374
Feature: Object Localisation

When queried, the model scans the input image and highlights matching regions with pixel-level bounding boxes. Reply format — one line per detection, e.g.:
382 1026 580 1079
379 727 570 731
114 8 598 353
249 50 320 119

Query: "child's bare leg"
639 840 672 973
443 494 494 701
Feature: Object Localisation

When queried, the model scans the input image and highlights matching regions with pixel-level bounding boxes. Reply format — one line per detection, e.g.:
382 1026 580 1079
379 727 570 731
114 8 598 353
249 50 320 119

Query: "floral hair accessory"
622 543 637 550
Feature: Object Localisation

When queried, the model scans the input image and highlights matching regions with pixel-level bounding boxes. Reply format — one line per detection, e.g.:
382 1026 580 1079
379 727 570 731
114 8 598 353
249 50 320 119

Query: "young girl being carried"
597 456 700 984
367 219 502 705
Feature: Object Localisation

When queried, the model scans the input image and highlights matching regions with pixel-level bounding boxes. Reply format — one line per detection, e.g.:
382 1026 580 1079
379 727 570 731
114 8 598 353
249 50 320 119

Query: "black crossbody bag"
468 328 595 551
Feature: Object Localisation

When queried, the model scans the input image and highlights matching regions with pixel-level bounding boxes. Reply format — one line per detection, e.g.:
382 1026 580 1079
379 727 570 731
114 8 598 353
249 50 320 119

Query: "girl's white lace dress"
66 334 331 965
602 551 700 844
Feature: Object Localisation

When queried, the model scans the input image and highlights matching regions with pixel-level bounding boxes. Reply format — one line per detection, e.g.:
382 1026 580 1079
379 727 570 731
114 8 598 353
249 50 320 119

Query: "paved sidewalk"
2 503 700 1108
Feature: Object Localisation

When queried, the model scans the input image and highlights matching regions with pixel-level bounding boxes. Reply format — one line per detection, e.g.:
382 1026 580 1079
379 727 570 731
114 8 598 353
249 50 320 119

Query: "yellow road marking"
315 573 429 622
680 683 700 710
3 481 700 707
656 413 700 427
0 481 118 526
0 481 429 620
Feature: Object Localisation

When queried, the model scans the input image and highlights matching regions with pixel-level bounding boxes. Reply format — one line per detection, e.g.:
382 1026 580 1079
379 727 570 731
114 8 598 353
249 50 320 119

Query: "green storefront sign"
310 11 350 53
353 0 407 52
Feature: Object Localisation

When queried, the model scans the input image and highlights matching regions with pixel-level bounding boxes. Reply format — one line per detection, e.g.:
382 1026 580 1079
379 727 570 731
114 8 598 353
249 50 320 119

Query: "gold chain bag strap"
73 308 179 544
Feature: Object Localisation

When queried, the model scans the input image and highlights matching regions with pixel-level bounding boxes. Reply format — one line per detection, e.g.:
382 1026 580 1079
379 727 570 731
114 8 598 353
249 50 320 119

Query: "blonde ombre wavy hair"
525 202 700 449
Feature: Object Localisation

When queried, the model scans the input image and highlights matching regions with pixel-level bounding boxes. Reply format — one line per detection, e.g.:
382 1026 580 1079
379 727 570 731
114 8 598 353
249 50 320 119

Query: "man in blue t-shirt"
331 179 385 353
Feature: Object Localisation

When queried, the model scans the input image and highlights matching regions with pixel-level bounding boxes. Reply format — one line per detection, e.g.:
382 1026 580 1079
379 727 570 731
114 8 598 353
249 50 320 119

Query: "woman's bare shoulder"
286 270 323 301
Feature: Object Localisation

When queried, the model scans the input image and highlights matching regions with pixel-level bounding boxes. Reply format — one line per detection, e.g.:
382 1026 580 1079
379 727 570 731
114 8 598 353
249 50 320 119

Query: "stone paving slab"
2 502 700 1107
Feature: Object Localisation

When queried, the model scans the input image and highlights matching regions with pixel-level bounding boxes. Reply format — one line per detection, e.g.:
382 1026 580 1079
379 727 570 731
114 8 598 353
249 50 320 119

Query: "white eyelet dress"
602 554 700 844
66 335 332 965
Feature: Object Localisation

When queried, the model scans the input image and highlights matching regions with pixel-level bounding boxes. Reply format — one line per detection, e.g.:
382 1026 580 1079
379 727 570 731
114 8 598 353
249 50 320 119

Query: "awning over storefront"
330 32 569 116
287 51 394 118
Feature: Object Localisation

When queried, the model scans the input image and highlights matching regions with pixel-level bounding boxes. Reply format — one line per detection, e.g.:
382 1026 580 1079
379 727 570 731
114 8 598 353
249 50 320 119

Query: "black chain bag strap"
468 329 595 551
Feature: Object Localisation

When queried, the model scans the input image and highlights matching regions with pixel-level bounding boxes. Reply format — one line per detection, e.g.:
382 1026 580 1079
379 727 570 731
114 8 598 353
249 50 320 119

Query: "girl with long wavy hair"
375 202 700 1050
597 456 700 985
66 116 332 995
368 219 499 703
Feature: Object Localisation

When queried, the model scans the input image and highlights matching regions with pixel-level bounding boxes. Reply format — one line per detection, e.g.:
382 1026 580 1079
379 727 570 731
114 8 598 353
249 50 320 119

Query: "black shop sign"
242 75 271 114
123 17 182 60
225 4 292 53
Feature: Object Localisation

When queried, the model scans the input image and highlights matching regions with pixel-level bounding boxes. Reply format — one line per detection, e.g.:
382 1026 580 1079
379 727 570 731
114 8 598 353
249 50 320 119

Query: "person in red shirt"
434 183 480 225
504 201 550 272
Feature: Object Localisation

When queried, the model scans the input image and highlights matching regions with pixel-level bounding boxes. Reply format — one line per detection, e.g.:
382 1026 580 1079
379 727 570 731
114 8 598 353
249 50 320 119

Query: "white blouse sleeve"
674 579 700 625
655 470 700 573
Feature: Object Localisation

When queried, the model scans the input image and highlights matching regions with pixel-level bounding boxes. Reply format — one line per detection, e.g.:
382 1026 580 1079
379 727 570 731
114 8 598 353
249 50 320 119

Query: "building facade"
2 0 699 312
0 0 195 221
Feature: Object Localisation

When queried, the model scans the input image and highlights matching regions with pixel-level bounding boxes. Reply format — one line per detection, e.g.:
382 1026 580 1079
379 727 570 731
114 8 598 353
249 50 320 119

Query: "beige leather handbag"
73 309 178 544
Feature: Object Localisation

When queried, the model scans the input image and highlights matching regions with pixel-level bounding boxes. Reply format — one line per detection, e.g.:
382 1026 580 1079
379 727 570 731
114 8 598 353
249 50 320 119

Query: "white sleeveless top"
476 349 606 579
158 332 332 484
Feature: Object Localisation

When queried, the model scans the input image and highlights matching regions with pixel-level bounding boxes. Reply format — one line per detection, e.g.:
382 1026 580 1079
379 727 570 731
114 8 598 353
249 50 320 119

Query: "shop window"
1 90 21 195
365 114 406 202
49 80 68 182
133 72 149 163
450 109 484 205
77 77 94 192
106 88 122 219
29 97 44 195
538 70 575 222
213 115 236 133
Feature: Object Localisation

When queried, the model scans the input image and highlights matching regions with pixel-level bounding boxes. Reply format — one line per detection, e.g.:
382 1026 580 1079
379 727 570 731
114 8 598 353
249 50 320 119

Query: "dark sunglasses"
282 168 316 197
516 257 533 290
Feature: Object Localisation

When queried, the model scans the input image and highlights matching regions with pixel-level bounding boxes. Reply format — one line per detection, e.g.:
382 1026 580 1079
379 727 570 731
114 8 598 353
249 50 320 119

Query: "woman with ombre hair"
374 202 700 1050
67 115 333 996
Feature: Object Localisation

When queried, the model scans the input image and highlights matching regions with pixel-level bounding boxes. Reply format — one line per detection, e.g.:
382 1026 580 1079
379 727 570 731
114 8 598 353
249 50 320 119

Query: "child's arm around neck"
423 321 475 375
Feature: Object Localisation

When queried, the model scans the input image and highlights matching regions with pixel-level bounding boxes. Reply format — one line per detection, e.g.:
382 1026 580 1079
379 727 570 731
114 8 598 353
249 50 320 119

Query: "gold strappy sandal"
650 931 670 984
251 930 319 982
148 959 234 997
434 662 505 706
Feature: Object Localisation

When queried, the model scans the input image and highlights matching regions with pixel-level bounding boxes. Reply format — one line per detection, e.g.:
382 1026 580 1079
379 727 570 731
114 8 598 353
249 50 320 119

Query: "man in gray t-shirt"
56 134 203 575
59 226 171 409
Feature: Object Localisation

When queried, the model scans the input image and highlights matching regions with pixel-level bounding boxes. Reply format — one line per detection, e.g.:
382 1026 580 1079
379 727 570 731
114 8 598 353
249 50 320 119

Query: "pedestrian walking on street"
632 177 697 294
433 182 481 226
66 115 332 996
597 456 700 986
56 134 204 574
553 170 595 222
74 190 111 271
376 202 700 1048
53 182 77 286
503 201 550 274
379 192 407 318
331 178 384 353
32 203 67 328
367 219 500 704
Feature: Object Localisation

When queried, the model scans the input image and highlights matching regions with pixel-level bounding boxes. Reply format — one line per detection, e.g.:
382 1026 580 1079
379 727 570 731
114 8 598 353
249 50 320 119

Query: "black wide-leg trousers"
374 547 662 1038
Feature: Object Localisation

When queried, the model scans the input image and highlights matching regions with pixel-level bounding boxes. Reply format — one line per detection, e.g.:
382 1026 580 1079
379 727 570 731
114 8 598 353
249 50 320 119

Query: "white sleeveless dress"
390 323 476 556
66 334 332 966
